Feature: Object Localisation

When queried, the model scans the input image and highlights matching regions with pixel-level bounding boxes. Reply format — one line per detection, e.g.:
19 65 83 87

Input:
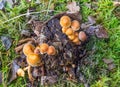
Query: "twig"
2 10 61 24
18 38 34 45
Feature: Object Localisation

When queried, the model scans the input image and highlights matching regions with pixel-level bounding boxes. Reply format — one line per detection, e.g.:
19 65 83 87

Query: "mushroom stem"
28 65 35 82
23 66 30 71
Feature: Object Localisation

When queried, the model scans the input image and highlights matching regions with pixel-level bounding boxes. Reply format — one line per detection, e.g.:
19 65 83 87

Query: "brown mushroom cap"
65 28 74 35
40 43 49 54
78 31 87 42
47 46 56 55
17 68 25 77
27 53 42 67
60 16 71 28
23 43 35 56
71 20 80 31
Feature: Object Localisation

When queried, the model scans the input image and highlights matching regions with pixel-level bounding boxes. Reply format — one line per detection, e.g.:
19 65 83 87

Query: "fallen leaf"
95 25 109 38
0 0 5 9
8 56 27 84
8 60 20 84
0 71 2 84
85 26 96 35
102 58 114 64
88 16 96 24
1 36 12 50
113 1 120 6
108 63 116 71
66 1 80 13
21 30 31 37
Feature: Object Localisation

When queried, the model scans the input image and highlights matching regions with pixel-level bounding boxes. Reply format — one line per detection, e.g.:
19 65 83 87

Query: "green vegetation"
0 0 120 87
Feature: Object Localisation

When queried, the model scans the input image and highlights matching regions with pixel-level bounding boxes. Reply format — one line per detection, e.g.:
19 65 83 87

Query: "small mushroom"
27 53 42 67
23 43 35 56
60 16 71 28
68 34 76 40
74 32 79 37
78 31 87 42
65 28 74 35
39 43 49 54
72 37 79 43
62 27 68 33
17 68 25 77
47 46 56 55
71 20 80 31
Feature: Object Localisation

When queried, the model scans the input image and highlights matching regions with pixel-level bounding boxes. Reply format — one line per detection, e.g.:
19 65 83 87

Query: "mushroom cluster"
60 15 87 44
18 42 56 81
39 43 56 55
13 13 89 85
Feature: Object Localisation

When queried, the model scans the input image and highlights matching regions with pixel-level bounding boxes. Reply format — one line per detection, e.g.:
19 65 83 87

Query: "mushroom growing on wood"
65 28 74 35
71 20 80 31
62 27 68 33
68 34 76 40
78 31 87 42
60 16 71 28
47 46 56 55
39 43 49 54
23 43 35 56
27 53 42 67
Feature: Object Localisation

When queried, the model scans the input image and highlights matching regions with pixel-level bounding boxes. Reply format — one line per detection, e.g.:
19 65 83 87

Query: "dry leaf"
95 26 109 38
1 36 12 50
88 16 96 24
113 1 120 6
66 1 80 13
103 58 114 64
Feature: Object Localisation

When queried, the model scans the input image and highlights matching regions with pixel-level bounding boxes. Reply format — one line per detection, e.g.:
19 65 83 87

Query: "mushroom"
74 32 79 37
17 68 25 77
47 46 56 55
34 46 40 54
68 34 76 40
23 43 35 56
39 43 49 54
71 20 80 31
78 31 87 42
60 16 71 28
25 53 43 81
65 28 74 35
72 37 79 43
27 53 42 67
62 27 68 33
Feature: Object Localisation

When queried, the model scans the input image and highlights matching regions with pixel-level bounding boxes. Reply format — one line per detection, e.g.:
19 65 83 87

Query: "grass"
0 0 120 87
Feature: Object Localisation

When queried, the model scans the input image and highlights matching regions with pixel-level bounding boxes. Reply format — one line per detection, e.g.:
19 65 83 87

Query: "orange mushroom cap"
27 53 42 67
60 16 71 28
23 43 35 56
71 20 80 31
74 32 79 37
62 27 68 33
47 46 56 55
65 28 74 35
78 31 87 42
72 37 79 43
68 34 76 40
39 43 49 54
